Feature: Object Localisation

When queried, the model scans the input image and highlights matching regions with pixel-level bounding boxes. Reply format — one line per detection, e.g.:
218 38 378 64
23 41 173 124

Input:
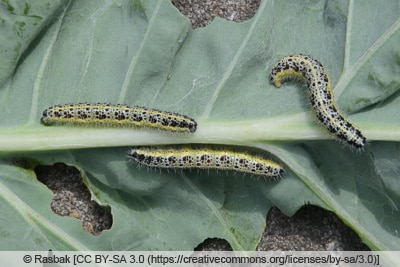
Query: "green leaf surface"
0 0 399 256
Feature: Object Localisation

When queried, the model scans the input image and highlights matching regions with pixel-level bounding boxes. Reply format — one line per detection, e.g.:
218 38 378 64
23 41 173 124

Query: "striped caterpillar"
270 54 366 149
128 146 284 178
41 103 197 133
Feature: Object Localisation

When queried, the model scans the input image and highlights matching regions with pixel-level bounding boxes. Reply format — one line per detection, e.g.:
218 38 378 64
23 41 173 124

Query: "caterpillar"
270 54 366 149
41 103 197 133
128 146 284 178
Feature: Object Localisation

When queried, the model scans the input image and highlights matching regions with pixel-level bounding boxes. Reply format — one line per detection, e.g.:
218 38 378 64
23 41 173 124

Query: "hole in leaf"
34 163 112 235
195 237 233 251
258 206 370 251
171 0 261 28
193 206 370 251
